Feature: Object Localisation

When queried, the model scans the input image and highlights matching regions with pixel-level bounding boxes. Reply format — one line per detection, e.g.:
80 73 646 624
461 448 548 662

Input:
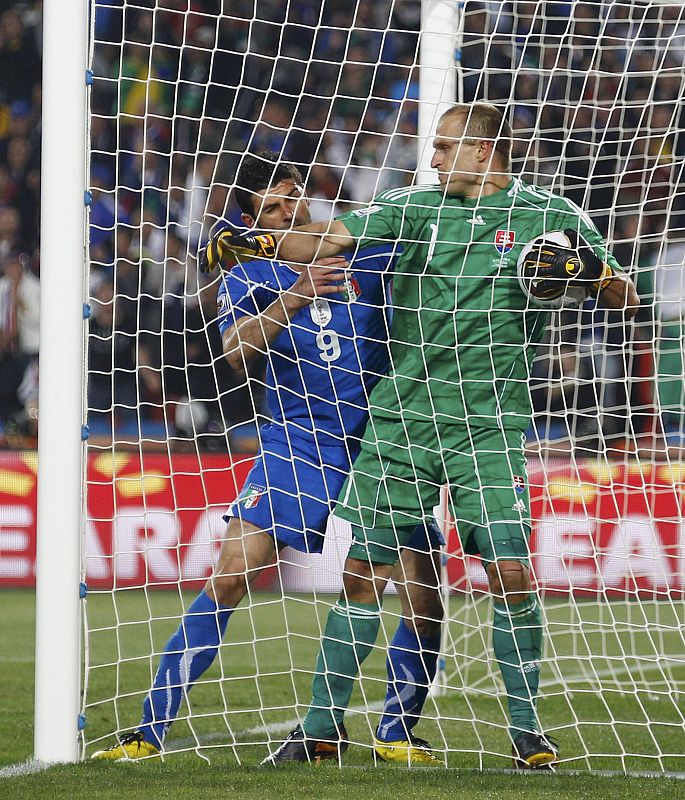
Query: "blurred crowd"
463 0 685 452
0 1 42 447
2 0 685 455
86 0 421 450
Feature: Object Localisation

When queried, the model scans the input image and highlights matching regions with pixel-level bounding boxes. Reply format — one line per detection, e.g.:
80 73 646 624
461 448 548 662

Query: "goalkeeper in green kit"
205 103 639 768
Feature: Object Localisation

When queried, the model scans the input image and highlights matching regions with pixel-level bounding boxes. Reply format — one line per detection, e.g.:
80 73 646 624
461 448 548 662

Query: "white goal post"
34 0 88 764
34 0 685 772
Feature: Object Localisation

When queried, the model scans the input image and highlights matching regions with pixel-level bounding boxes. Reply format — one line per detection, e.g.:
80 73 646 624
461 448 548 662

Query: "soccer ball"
516 230 590 310
175 397 209 436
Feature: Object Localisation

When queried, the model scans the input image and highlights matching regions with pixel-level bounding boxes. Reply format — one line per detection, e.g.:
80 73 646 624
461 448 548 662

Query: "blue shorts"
225 424 444 554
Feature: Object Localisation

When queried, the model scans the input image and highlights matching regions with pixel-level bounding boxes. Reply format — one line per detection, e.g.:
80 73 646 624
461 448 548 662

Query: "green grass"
4 763 685 800
1 588 684 799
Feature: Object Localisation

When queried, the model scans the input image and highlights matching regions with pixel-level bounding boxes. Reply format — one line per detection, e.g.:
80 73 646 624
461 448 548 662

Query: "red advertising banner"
446 460 685 596
0 451 255 589
0 452 683 595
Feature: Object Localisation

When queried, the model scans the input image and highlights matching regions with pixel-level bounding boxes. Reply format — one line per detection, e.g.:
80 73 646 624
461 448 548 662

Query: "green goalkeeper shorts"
336 418 531 566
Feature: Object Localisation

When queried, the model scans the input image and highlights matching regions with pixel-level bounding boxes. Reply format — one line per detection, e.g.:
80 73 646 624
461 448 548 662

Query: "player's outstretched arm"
223 257 348 373
203 220 356 272
274 219 356 264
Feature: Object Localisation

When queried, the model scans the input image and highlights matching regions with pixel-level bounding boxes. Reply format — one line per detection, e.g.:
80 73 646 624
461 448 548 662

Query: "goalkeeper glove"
522 229 614 298
199 221 278 273
563 228 614 295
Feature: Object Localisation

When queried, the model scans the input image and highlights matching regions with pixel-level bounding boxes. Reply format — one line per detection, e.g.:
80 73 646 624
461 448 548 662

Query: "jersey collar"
454 179 517 208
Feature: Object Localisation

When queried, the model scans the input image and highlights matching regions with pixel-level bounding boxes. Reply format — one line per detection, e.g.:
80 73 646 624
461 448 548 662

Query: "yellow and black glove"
199 222 277 273
522 228 614 299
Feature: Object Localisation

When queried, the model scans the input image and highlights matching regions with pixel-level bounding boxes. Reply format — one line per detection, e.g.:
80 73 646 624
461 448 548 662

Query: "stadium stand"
1 0 684 455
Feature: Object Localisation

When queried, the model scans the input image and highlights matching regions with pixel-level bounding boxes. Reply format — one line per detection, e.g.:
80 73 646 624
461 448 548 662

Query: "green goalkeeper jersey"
338 178 622 430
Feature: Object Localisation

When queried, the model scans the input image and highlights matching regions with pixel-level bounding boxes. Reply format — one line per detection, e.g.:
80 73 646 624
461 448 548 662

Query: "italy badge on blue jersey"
342 274 362 302
240 483 266 508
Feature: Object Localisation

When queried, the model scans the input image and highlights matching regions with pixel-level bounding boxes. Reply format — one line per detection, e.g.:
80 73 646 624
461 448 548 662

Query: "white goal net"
82 0 685 772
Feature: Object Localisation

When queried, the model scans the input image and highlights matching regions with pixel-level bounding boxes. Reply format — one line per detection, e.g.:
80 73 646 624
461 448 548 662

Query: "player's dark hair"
443 103 512 169
234 151 304 216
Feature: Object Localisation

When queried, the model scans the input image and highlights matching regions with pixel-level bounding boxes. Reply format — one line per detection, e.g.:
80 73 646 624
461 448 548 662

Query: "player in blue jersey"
92 152 444 765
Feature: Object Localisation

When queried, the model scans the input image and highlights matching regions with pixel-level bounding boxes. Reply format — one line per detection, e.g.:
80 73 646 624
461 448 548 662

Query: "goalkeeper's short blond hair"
442 102 512 170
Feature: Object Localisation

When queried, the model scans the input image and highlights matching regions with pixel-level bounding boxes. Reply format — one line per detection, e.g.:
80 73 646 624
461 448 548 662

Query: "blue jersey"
216 245 398 450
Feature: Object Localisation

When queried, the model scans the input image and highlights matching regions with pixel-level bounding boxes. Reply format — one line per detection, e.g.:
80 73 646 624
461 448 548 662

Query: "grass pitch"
1 588 684 799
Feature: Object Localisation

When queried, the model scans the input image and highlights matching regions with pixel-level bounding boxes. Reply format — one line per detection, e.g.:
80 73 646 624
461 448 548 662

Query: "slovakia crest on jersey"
495 230 516 253
513 475 525 494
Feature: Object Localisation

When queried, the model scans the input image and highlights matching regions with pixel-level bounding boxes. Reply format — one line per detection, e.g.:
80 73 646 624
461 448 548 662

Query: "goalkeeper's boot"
373 732 443 766
511 731 559 770
91 731 160 761
260 724 348 766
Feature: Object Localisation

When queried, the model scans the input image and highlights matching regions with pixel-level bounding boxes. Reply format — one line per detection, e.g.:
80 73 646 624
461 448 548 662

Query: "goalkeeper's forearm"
596 271 639 319
272 220 354 263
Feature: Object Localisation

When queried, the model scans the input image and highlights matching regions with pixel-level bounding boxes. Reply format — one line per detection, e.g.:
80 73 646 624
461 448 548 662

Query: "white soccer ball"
516 230 590 310
175 397 209 435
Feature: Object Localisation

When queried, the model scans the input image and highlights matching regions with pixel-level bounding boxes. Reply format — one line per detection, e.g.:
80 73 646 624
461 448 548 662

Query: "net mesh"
83 0 685 771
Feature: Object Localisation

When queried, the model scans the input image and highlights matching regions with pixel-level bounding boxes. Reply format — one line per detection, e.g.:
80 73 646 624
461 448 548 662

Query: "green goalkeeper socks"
302 599 382 738
492 594 543 737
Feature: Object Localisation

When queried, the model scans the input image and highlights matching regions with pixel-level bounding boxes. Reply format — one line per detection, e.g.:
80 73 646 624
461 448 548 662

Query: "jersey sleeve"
216 264 274 338
347 244 401 275
336 194 408 248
